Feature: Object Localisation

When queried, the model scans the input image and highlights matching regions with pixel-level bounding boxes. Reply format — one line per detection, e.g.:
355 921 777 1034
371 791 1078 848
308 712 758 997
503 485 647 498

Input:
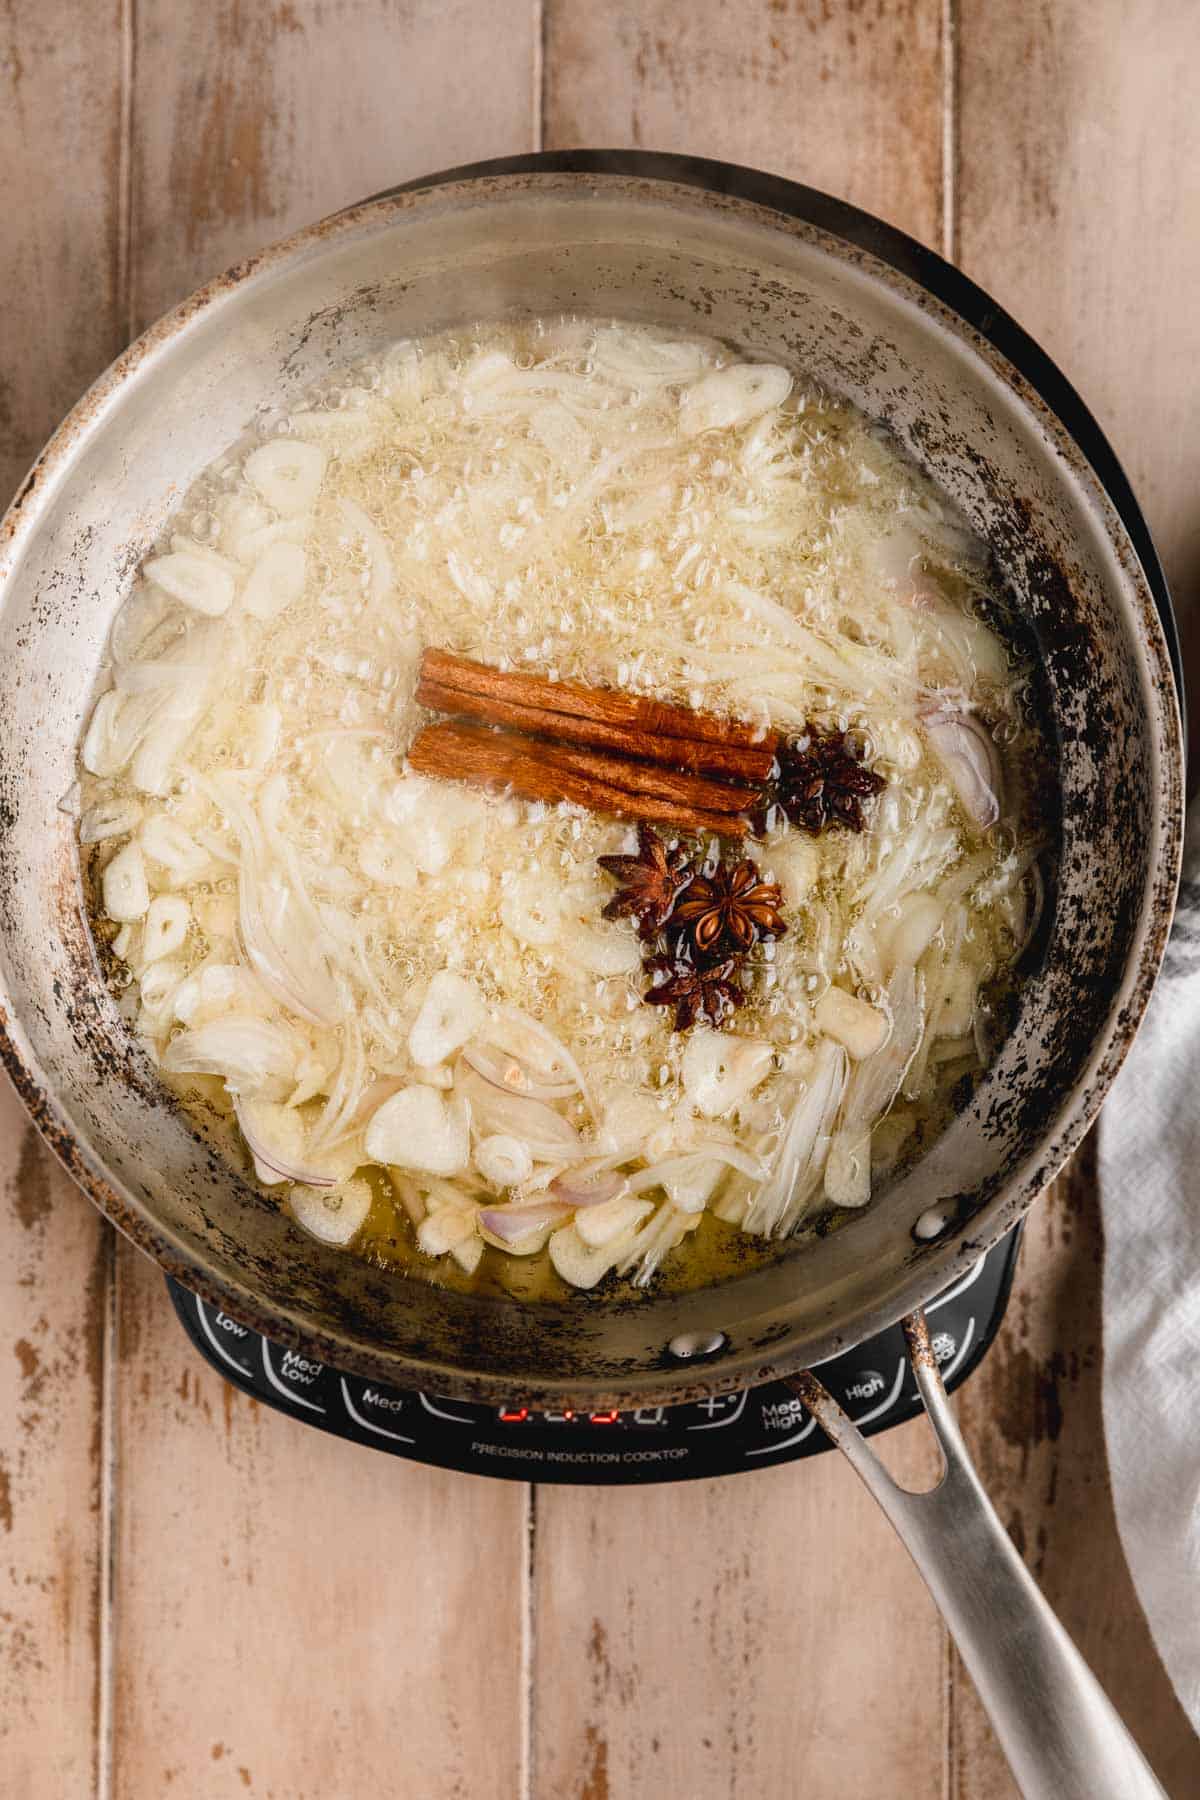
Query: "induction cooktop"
167 1222 1020 1484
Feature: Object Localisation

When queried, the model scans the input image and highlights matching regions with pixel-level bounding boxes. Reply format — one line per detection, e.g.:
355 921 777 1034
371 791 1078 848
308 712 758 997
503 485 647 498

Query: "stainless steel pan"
0 154 1183 1799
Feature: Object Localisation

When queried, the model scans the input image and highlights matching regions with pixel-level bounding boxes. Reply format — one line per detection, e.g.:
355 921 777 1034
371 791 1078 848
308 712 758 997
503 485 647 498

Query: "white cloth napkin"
1098 792 1200 1731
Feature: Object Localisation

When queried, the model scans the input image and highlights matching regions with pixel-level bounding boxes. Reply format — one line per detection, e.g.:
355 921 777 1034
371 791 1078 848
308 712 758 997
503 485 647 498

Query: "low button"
194 1296 257 1380
261 1341 335 1414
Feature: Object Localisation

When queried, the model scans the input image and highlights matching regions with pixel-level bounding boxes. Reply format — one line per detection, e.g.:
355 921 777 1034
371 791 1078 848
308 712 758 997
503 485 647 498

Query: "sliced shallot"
920 703 1001 832
461 1042 576 1102
455 1063 585 1161
549 1168 624 1209
478 1200 571 1245
235 1096 337 1189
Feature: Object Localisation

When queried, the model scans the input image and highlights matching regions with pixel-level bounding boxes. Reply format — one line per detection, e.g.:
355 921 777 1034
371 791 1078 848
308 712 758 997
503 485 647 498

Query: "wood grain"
0 6 123 1794
111 1241 526 1799
3 3 1198 1796
0 0 126 505
532 1425 945 1800
956 0 1200 766
951 1155 1200 1798
537 12 953 1799
0 1094 111 1797
129 0 539 329
107 8 540 1796
955 6 1200 1790
543 0 947 247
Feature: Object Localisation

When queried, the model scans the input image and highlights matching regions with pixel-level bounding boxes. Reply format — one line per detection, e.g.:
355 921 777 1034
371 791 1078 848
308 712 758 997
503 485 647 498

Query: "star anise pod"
668 855 787 960
597 825 694 940
642 953 746 1032
756 724 886 836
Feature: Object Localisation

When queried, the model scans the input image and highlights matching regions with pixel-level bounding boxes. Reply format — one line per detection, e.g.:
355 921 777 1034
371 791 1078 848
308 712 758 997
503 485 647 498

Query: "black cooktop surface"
168 1223 1020 1484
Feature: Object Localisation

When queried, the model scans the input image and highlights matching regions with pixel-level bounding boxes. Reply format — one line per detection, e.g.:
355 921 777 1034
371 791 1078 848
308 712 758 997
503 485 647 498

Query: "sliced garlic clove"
596 1088 667 1155
290 1176 372 1246
141 894 190 963
103 841 150 921
407 970 485 1067
500 878 562 949
242 540 307 621
660 1156 726 1214
81 688 156 778
139 814 212 885
681 1030 774 1119
244 438 327 516
137 957 183 1026
416 1202 477 1257
475 1134 534 1188
338 497 393 601
364 1085 471 1176
548 1204 655 1288
813 987 891 1061
357 830 416 889
144 550 237 617
574 1195 653 1249
557 919 641 977
545 1224 612 1289
765 834 819 909
449 1234 484 1275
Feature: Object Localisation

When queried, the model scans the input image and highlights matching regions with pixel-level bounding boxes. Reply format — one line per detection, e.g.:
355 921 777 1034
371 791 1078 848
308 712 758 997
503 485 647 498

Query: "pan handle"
788 1311 1166 1800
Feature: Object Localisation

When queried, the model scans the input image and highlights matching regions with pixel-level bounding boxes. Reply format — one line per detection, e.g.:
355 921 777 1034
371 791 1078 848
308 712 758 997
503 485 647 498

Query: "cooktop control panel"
168 1226 1019 1484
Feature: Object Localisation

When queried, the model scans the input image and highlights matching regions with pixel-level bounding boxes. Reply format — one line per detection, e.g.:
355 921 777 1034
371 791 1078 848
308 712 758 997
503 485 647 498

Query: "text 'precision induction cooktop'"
168 1224 1020 1485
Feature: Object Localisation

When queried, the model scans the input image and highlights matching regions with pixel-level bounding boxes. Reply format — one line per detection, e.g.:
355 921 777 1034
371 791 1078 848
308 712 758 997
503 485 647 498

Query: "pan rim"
0 152 1184 1407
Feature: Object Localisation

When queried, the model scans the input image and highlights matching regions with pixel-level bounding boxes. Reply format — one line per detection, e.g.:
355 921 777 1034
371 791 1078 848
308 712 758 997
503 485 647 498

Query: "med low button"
260 1341 335 1414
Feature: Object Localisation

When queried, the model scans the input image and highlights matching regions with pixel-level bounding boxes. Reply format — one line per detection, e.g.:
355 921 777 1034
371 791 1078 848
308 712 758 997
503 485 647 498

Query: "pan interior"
0 172 1180 1405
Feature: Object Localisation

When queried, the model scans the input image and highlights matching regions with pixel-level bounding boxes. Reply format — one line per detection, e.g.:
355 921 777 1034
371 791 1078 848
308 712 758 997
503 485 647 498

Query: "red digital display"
497 1405 626 1426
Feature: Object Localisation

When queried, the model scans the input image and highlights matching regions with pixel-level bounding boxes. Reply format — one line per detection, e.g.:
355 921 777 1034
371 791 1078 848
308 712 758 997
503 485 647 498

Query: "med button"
340 1378 415 1443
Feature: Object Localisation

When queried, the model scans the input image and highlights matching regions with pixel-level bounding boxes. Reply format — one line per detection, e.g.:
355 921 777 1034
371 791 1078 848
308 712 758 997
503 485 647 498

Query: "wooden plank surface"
532 1425 945 1800
110 5 538 1796
112 1245 526 1800
0 5 123 1793
953 1155 1200 1799
544 0 947 248
537 9 950 1795
0 0 126 506
2 2 1199 1796
129 0 540 329
0 1093 111 1797
953 6 1200 1792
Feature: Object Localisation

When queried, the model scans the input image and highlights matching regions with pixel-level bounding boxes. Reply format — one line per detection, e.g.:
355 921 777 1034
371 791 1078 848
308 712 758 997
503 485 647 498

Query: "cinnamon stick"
524 733 754 814
415 674 775 784
421 648 779 762
408 721 748 838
